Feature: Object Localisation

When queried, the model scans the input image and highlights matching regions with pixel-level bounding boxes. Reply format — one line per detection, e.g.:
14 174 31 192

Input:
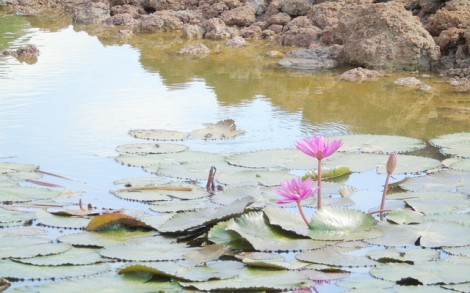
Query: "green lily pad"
226 211 329 251
149 200 209 213
128 129 189 141
225 149 312 169
386 209 425 225
190 119 246 140
0 236 71 259
394 285 458 293
0 162 38 173
442 283 470 293
308 206 381 241
36 209 90 229
0 259 110 280
58 230 156 248
112 189 171 201
0 185 61 203
368 248 439 263
296 247 376 267
8 273 179 293
178 267 314 291
427 212 470 226
13 247 103 266
113 177 170 187
217 169 297 186
100 236 191 261
332 134 426 154
113 182 210 202
183 244 228 265
443 157 470 171
430 132 470 158
370 259 470 285
406 198 470 215
116 143 187 154
443 246 470 257
400 170 470 194
387 191 466 200
366 221 470 248
0 208 35 226
207 220 253 250
263 205 310 237
158 196 253 233
116 151 224 168
0 227 47 236
240 252 308 270
336 277 395 289
137 213 173 230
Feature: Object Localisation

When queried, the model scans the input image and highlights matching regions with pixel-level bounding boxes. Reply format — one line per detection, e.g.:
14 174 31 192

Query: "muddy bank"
1 0 470 75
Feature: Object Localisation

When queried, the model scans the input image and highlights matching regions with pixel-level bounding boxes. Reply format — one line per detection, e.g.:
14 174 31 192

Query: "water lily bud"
386 152 397 174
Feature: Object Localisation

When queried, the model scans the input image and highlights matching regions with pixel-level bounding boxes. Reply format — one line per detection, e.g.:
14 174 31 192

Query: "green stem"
379 173 391 221
296 201 309 226
317 159 322 210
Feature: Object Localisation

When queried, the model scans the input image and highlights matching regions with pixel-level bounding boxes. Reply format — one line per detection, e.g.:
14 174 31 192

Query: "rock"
178 43 210 58
226 36 246 47
240 25 263 39
183 24 205 39
281 16 321 47
448 77 470 92
2 44 40 64
442 67 470 78
141 0 188 11
199 2 229 19
221 6 257 26
139 11 183 32
278 47 339 71
105 13 135 26
110 4 143 18
281 0 314 16
338 2 440 71
394 77 422 86
203 18 234 40
426 9 470 37
339 67 384 82
247 0 266 15
266 12 291 26
72 1 110 25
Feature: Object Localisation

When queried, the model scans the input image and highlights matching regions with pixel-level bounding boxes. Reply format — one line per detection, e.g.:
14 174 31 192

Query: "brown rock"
203 18 235 40
141 0 188 11
338 2 440 70
110 4 143 18
281 0 314 16
281 16 321 47
221 6 257 26
139 11 184 32
426 9 470 37
183 24 205 39
266 12 291 26
226 36 246 47
72 1 110 25
239 25 263 39
339 67 384 82
105 13 135 26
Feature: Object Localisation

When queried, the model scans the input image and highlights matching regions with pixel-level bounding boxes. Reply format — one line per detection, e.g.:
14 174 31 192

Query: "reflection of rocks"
394 77 422 86
178 43 210 59
226 36 246 48
448 77 470 92
2 44 40 64
340 67 384 83
278 46 340 71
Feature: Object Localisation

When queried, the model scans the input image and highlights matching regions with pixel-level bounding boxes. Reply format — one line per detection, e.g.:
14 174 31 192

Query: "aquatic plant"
274 177 317 225
295 135 343 210
369 152 397 220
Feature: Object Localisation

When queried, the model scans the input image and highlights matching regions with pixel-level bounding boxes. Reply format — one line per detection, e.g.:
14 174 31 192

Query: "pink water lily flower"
295 135 343 160
274 177 318 225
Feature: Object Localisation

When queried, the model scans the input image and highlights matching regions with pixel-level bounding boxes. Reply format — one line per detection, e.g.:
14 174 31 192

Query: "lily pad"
113 182 210 201
85 213 152 231
116 143 187 154
443 246 470 257
128 129 189 141
0 236 70 259
116 151 225 168
58 230 156 248
240 252 308 270
405 198 470 215
443 157 470 171
183 244 229 265
367 248 439 263
0 259 111 280
400 170 470 194
427 212 470 226
226 211 329 251
36 209 90 229
386 191 466 200
226 149 313 169
263 205 310 237
158 196 253 233
178 267 314 291
13 247 103 266
332 134 426 154
149 200 209 213
430 132 470 158
113 177 170 187
296 247 376 267
386 209 425 225
366 221 470 248
208 220 253 250
308 206 381 241
0 208 35 226
370 259 470 285
0 185 61 203
190 119 245 140
217 169 297 186
336 277 395 289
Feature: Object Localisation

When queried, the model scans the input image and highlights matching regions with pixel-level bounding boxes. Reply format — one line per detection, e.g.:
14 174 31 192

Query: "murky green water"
0 10 469 292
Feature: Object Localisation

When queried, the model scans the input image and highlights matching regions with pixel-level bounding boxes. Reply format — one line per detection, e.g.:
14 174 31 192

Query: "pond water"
0 10 469 292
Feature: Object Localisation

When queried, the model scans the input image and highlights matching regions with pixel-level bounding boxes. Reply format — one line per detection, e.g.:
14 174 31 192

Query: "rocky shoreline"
1 0 470 77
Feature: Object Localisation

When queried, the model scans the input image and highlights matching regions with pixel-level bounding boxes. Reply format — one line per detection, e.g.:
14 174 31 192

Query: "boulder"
105 13 135 26
278 47 339 71
203 18 235 40
338 2 440 70
239 25 263 39
221 6 257 26
183 24 205 39
2 44 40 64
247 0 267 15
281 16 321 47
339 67 384 82
72 1 110 25
226 36 246 47
426 9 470 37
266 12 291 26
139 11 183 32
280 0 314 16
110 5 144 18
140 0 188 11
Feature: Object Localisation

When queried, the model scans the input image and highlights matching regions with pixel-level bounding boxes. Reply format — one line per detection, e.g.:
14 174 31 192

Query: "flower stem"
296 201 309 226
379 173 391 220
317 159 322 210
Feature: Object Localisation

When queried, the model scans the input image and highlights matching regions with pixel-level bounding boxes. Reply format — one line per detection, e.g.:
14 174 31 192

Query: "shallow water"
0 11 469 292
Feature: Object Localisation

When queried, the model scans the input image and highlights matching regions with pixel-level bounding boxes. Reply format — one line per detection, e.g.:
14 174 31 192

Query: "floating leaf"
183 244 228 265
85 213 152 231
36 209 90 229
226 211 329 251
0 259 110 280
405 198 470 215
296 247 376 267
13 247 103 266
116 151 224 168
240 252 308 270
303 166 351 181
128 129 189 141
308 206 381 241
370 260 470 285
0 236 70 259
207 220 252 250
332 134 426 154
386 191 466 200
368 248 439 263
427 212 470 226
400 170 470 194
178 267 314 291
217 169 296 186
112 189 171 201
375 155 442 175
137 213 173 230
100 237 191 261
339 185 358 198
0 162 38 173
336 277 395 289
301 269 351 281
116 143 187 154
443 246 470 257
149 200 208 213
430 132 470 158
366 221 470 247
226 149 312 169
58 230 156 248
263 205 310 237
190 119 245 140
443 157 470 171
386 209 425 225
158 196 253 233
114 177 170 187
0 208 35 226
0 185 61 203
0 227 47 236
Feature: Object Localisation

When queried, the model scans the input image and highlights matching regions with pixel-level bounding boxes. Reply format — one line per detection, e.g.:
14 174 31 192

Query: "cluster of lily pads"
0 125 469 292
